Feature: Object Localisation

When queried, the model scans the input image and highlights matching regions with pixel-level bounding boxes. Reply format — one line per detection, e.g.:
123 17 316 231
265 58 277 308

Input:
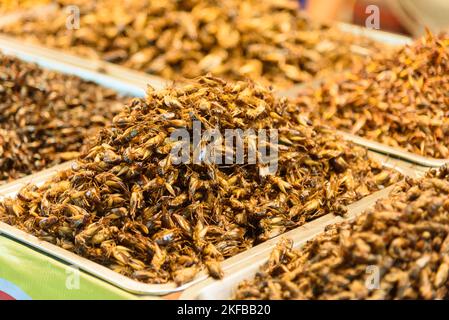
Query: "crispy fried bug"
0 54 130 184
295 32 449 159
0 76 401 285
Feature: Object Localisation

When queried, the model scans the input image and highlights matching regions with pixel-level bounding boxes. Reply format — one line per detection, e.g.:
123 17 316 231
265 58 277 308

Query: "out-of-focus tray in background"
0 152 424 296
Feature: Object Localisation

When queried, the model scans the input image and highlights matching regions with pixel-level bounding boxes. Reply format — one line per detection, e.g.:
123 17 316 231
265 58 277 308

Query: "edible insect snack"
0 76 401 285
295 31 449 159
0 53 129 183
234 166 449 300
0 0 387 88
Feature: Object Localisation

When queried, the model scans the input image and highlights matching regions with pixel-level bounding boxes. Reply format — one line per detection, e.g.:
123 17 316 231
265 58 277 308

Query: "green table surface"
0 235 158 300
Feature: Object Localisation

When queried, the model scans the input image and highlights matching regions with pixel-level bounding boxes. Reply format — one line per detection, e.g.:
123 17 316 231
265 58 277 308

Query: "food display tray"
0 4 56 28
0 152 424 296
0 37 167 188
337 22 411 46
0 34 169 95
276 25 442 168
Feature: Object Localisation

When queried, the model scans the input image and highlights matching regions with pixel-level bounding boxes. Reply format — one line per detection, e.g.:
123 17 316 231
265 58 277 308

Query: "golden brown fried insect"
0 77 401 285
0 54 129 184
0 0 49 13
295 32 449 159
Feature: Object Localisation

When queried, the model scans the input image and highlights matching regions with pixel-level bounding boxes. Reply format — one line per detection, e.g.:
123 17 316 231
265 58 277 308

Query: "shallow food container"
280 77 448 168
0 152 424 296
1 4 411 47
180 161 425 300
337 23 411 47
339 132 449 168
277 27 445 168
280 98 449 169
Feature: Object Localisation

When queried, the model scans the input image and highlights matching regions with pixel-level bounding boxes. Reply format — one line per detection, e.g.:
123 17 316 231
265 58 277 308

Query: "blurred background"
303 0 449 37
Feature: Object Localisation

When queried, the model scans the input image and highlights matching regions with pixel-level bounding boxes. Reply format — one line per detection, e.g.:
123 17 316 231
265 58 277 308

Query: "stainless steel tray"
279 91 448 169
278 85 443 168
276 25 412 98
277 65 447 168
262 24 412 99
0 152 424 296
0 3 170 91
180 163 424 300
340 132 448 168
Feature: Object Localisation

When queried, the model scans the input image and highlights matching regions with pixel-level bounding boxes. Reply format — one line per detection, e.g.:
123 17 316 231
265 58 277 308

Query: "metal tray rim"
0 11 410 92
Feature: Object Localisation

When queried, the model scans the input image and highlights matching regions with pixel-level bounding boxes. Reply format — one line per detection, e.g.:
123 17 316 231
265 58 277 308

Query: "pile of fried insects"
0 53 128 184
235 166 449 299
0 77 401 285
295 32 449 159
